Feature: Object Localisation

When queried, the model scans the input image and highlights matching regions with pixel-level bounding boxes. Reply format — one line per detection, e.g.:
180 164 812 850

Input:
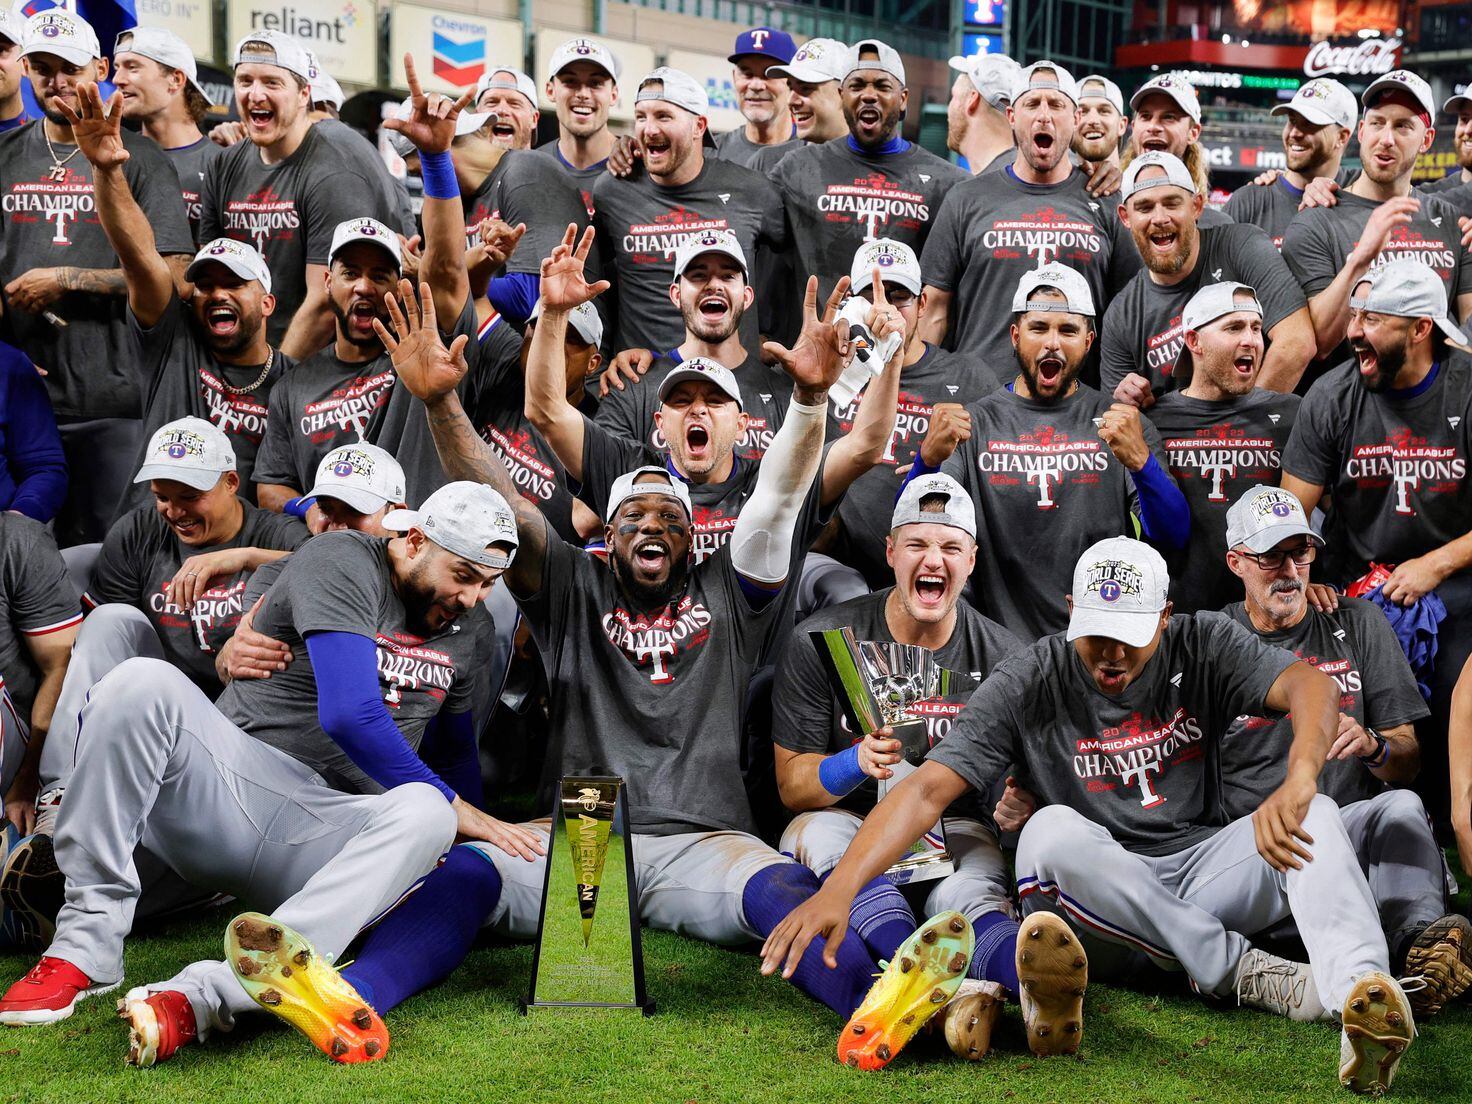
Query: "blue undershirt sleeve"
1130 453 1191 551
485 271 541 328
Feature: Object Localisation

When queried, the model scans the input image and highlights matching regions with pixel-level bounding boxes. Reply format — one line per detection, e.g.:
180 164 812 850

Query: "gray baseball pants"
45 657 455 1037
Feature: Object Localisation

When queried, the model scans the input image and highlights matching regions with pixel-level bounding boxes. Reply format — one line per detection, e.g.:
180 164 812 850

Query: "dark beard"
330 298 387 350
187 309 261 359
1013 346 1076 404
610 546 691 612
1359 339 1407 392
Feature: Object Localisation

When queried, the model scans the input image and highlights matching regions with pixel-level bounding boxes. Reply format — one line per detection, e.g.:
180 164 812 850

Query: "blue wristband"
283 495 317 519
818 743 869 798
419 148 459 200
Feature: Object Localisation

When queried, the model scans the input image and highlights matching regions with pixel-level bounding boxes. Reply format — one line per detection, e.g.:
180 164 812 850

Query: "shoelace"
33 788 63 837
1237 960 1306 1011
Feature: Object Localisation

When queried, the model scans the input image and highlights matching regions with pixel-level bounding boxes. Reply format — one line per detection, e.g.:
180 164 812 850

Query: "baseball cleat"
118 987 196 1066
939 978 1004 1060
1339 972 1414 1096
0 830 64 951
225 912 388 1063
1015 912 1087 1056
0 956 120 1025
1235 947 1330 1022
1400 914 1472 1017
837 910 973 1071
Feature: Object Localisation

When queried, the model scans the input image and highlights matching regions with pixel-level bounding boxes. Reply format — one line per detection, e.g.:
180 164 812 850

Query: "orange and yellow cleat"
225 912 388 1064
837 910 974 1071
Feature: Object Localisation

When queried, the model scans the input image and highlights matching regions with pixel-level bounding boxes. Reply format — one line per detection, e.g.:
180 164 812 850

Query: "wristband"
282 495 317 520
817 743 868 797
1358 730 1390 768
419 148 459 200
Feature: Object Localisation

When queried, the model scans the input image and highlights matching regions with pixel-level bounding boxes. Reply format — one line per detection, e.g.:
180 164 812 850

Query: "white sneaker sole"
0 979 121 1026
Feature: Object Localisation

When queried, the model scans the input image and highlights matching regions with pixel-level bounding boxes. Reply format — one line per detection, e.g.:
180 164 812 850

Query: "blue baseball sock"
341 844 503 1014
741 863 878 1018
968 910 1020 993
847 875 917 964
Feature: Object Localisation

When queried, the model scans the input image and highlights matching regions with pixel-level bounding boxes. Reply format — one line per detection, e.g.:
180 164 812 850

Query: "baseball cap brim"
382 508 517 569
657 367 743 408
769 61 833 83
851 267 921 295
728 48 788 64
330 235 401 270
185 253 265 288
305 481 392 515
1129 85 1195 118
677 243 748 275
1066 604 1162 648
1445 95 1472 115
21 41 95 67
1234 521 1324 555
1269 101 1342 128
1435 315 1472 350
133 463 225 492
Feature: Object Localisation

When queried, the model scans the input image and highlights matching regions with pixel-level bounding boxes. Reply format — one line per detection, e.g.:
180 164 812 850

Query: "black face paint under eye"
616 522 641 537
664 521 688 538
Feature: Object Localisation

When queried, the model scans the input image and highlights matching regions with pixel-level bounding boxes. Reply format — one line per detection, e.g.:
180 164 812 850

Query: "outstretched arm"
375 279 550 597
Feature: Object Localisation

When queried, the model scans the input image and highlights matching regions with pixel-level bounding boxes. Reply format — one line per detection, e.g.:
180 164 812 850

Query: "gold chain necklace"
217 349 274 395
43 127 82 181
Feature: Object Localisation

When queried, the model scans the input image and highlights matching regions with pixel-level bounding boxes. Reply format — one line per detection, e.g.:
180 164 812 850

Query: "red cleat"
118 987 197 1066
0 956 120 1025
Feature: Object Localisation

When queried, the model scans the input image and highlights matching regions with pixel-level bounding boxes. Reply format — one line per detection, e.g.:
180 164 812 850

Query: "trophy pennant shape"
562 786 615 947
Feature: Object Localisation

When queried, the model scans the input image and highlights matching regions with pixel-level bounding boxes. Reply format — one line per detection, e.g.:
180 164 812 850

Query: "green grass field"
1 904 1467 1104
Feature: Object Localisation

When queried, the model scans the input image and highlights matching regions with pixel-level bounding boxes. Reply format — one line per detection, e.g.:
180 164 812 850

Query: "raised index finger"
870 267 887 306
403 53 424 100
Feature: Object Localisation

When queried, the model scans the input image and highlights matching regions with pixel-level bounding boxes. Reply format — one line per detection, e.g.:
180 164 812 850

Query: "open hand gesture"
761 276 853 402
373 278 470 402
383 53 478 155
539 223 611 312
57 82 129 170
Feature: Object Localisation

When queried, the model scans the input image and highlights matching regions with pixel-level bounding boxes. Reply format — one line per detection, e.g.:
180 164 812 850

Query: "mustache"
1270 579 1305 596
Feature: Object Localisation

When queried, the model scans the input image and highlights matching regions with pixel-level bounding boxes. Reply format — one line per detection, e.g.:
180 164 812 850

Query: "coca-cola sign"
1303 38 1402 78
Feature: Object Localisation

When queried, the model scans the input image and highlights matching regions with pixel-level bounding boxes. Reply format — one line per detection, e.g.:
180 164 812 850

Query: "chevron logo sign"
434 25 487 87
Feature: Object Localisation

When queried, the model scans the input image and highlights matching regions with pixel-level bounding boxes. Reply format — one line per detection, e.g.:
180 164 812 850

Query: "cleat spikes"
330 1038 349 1058
260 988 282 1006
948 917 966 934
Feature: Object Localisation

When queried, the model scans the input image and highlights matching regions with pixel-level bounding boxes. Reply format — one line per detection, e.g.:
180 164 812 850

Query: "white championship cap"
134 416 236 491
850 238 922 296
1272 77 1357 132
771 38 848 84
1078 74 1125 115
186 238 273 294
306 443 407 515
1351 258 1471 348
1173 281 1262 374
949 52 1021 109
231 29 313 82
636 67 708 116
1225 486 1323 553
1130 71 1202 123
528 298 605 347
548 37 620 81
604 465 694 523
892 473 976 538
1120 150 1197 202
115 27 210 100
673 228 748 277
304 49 344 110
1011 60 1079 105
1067 536 1171 648
329 217 402 270
845 38 906 85
476 67 538 108
383 482 520 570
21 9 100 66
657 357 743 409
0 9 24 47
1012 264 1096 317
1363 69 1436 118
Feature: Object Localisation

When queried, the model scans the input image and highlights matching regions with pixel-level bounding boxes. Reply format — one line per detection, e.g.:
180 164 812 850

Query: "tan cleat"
1401 914 1472 1017
1339 972 1414 1096
1015 912 1087 1057
939 979 1004 1060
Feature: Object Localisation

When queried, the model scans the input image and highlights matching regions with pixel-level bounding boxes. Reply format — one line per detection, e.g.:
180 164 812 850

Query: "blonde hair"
1120 140 1211 197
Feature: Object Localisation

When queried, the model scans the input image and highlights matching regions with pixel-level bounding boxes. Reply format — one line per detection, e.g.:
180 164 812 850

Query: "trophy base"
519 997 656 1016
890 718 931 765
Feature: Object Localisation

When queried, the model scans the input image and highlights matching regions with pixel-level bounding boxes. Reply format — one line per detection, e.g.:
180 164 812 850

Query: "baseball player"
1219 485 1470 1015
1121 72 1231 226
711 28 799 168
1073 75 1127 173
943 52 1019 174
775 474 1091 1063
532 38 621 215
762 535 1424 1095
0 480 537 1070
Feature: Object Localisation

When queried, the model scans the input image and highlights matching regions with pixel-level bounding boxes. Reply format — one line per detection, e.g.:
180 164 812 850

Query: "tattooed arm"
375 278 549 597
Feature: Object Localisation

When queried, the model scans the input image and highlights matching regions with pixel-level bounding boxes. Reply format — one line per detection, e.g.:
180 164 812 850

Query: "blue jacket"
0 342 66 522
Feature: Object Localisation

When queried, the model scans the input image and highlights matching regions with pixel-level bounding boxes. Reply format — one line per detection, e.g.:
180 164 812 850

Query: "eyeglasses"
1235 544 1318 571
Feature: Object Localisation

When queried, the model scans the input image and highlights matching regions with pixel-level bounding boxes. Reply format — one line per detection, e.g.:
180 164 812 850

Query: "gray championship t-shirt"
200 124 398 346
832 344 991 588
124 296 290 510
164 136 225 244
1100 223 1306 398
772 588 1020 820
530 141 604 217
466 149 590 278
517 530 787 835
315 119 416 237
85 499 306 693
771 137 967 306
940 384 1170 641
594 351 792 460
1281 359 1472 585
0 123 194 418
929 613 1296 857
1146 389 1300 614
217 529 486 793
921 166 1141 385
1223 177 1304 251
592 159 789 354
713 127 800 169
0 516 81 720
1220 599 1429 818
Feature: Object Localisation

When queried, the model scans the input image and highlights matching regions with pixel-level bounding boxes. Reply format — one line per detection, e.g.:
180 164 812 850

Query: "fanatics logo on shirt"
1074 707 1205 809
981 207 1105 268
978 425 1109 508
1163 426 1282 502
601 595 713 683
376 633 457 706
223 186 301 251
2 169 97 246
817 172 931 240
1345 430 1466 517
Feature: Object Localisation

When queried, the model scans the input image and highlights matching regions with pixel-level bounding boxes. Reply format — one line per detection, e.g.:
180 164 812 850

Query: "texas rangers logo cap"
672 228 748 278
20 9 100 66
384 482 520 570
1225 486 1324 554
186 238 273 294
657 357 744 410
549 37 620 81
1067 537 1170 648
849 238 921 296
306 443 407 516
134 416 237 491
329 217 403 271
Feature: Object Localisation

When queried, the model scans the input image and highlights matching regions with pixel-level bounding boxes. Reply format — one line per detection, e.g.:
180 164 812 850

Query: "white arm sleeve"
729 397 828 585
